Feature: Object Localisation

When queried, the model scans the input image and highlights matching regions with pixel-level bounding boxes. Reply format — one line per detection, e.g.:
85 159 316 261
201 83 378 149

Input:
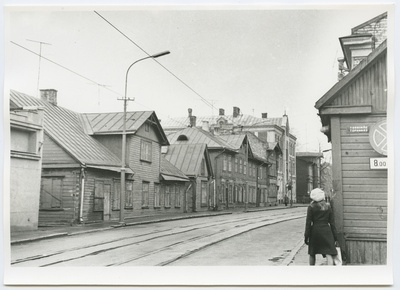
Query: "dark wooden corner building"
315 13 388 264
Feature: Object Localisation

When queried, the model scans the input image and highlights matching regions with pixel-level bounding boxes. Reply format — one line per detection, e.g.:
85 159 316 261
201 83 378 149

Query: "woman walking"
304 188 338 265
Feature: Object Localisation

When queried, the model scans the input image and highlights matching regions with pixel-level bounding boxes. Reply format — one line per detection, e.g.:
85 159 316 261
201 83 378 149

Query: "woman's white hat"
310 188 325 202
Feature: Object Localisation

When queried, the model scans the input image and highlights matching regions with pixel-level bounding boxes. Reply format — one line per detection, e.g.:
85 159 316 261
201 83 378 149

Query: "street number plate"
370 157 388 169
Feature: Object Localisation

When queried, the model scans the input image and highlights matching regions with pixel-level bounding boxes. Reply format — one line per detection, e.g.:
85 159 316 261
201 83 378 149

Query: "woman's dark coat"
304 200 338 256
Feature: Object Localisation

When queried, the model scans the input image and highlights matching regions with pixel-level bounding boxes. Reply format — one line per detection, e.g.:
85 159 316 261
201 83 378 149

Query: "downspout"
79 165 86 223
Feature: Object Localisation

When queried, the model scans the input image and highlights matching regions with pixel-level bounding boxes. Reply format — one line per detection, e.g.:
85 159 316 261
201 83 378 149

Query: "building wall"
10 108 44 231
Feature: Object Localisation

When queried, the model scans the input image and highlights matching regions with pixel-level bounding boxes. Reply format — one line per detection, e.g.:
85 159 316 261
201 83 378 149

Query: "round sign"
369 120 387 156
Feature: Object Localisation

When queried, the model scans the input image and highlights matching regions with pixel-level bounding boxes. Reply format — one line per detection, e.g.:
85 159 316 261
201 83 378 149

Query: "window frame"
140 139 152 163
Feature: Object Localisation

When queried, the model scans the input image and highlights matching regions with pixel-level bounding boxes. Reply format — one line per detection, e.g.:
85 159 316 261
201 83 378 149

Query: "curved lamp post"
120 51 170 223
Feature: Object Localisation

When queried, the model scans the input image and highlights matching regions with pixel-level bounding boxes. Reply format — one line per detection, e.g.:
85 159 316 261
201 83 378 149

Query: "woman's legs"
326 254 334 265
309 255 316 265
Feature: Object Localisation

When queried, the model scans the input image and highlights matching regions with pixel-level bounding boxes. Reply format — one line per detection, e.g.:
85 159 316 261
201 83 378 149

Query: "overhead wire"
93 10 217 111
11 41 190 128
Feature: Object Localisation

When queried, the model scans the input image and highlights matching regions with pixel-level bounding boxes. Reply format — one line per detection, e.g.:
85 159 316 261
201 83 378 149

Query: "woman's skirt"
308 223 337 256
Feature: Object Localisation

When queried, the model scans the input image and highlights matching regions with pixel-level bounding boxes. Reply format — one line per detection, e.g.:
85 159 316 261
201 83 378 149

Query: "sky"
3 4 392 156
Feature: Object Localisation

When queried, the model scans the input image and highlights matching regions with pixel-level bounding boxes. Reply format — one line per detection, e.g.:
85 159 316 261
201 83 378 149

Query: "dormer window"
177 135 188 141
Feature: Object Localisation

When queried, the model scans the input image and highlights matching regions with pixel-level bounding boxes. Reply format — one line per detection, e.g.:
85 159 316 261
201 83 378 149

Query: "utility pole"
27 39 52 97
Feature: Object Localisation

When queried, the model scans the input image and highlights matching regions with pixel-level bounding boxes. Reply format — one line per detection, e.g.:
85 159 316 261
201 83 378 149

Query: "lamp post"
119 50 170 223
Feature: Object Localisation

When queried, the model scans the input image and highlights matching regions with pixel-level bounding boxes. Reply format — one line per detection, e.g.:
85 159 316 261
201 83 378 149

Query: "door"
103 184 111 221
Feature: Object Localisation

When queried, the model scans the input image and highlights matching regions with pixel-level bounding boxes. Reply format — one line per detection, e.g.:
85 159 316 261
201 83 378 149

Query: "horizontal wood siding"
339 114 387 263
330 51 387 113
39 169 80 225
42 133 78 165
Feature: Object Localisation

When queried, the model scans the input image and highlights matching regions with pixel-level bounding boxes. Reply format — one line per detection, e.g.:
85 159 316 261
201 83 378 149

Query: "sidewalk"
10 204 310 264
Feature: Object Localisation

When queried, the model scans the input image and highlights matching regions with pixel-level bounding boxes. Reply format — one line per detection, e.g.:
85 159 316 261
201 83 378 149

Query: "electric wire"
93 10 217 111
11 41 190 128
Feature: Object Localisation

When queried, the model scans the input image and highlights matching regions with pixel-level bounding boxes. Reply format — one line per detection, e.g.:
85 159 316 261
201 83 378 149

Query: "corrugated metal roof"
161 114 284 129
80 111 153 134
167 127 235 150
160 156 189 180
217 134 246 150
163 144 207 176
10 90 122 167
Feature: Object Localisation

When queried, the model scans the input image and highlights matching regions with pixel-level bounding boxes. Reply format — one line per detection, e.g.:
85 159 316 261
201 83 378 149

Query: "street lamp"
119 50 170 223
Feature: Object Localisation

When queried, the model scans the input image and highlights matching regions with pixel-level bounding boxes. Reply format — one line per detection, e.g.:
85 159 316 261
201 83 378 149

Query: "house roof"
163 143 211 177
315 40 387 110
246 132 269 161
10 90 123 168
80 111 169 145
217 133 246 151
167 127 235 151
160 156 189 181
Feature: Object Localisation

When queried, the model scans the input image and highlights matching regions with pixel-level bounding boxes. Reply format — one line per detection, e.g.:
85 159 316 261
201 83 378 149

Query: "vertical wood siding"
330 52 387 113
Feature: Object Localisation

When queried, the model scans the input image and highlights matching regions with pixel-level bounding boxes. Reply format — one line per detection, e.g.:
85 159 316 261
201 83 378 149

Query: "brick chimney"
233 106 240 118
219 108 225 116
261 113 268 119
40 89 58 105
188 108 192 117
189 116 197 128
202 120 210 132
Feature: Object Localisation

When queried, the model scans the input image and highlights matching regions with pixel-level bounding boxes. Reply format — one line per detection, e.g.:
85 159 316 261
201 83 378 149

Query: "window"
228 184 233 203
154 183 160 207
94 180 104 212
175 186 181 207
244 160 247 175
235 158 238 172
165 186 171 207
142 182 149 208
228 156 232 172
112 180 133 210
40 177 63 209
200 159 205 176
145 122 150 132
140 140 152 162
125 181 133 208
11 128 37 154
201 181 208 206
177 135 188 141
239 159 243 174
223 155 227 171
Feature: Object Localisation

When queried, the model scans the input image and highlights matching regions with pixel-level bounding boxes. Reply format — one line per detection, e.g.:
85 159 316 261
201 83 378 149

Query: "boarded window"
142 182 149 207
40 177 63 209
94 180 104 212
140 140 152 162
154 183 160 207
201 181 208 206
175 185 181 207
112 181 121 210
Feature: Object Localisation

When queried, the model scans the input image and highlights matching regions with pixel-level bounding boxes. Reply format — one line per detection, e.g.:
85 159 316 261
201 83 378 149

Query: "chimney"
202 120 210 132
189 116 197 128
233 106 240 118
188 108 192 117
219 108 225 116
40 89 58 105
261 113 268 119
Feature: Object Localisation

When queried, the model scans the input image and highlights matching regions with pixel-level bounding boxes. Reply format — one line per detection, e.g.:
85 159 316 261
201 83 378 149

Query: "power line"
93 10 216 111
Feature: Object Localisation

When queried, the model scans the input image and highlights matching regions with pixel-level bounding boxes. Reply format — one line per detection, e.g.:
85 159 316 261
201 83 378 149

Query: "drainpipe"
79 165 86 223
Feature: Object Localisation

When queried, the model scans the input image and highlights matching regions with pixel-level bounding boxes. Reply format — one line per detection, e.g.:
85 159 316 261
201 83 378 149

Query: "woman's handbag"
333 247 342 266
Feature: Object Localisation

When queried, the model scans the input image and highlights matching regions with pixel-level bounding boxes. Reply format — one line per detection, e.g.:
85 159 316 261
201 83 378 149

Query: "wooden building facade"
315 15 388 264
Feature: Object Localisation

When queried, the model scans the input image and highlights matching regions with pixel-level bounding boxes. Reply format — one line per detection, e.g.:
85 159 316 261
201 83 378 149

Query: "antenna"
27 39 52 97
87 83 112 105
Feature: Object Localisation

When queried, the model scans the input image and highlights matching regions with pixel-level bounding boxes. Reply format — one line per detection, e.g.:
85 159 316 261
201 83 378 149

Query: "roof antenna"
27 39 52 97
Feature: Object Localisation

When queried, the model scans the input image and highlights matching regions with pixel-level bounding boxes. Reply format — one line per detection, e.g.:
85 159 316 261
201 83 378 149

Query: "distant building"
295 152 323 204
10 103 44 231
162 106 296 204
315 12 388 264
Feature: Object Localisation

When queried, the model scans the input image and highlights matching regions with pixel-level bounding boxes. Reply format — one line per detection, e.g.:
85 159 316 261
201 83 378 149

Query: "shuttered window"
94 180 104 212
165 185 171 207
112 181 121 210
125 180 133 209
140 140 152 162
40 177 63 209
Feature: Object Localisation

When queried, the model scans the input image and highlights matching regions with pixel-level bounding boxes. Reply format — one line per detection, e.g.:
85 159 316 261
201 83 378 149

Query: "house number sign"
369 120 387 156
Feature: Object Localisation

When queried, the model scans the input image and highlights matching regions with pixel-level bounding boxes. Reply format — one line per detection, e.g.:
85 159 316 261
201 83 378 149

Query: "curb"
11 232 68 245
282 238 305 266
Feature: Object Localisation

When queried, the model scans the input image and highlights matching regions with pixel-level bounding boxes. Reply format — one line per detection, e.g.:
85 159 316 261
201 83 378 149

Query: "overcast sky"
4 4 391 154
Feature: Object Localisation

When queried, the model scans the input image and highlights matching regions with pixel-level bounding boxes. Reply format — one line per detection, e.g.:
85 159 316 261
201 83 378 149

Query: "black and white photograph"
2 1 397 287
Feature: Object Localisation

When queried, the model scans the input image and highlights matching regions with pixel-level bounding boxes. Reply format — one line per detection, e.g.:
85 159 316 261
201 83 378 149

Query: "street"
11 207 306 267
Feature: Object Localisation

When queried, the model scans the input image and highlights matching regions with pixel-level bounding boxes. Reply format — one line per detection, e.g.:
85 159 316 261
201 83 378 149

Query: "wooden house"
315 13 388 264
162 143 213 212
10 89 188 225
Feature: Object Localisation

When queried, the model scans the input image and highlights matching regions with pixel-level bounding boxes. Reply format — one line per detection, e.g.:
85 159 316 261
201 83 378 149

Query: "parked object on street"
304 188 338 266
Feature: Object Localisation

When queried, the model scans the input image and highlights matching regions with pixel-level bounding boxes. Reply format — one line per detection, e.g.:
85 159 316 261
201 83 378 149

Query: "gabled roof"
10 90 122 168
217 133 246 150
80 111 169 145
163 143 213 177
246 132 269 161
167 127 235 151
266 141 282 154
160 156 189 181
315 40 387 110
